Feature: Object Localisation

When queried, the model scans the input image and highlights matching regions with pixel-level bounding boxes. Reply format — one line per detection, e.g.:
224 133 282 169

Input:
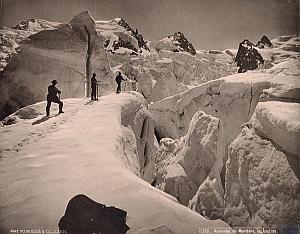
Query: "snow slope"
0 92 229 233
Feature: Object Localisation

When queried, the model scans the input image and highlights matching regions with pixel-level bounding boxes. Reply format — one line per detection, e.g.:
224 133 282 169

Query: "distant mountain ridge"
95 17 149 55
150 31 196 55
117 18 149 52
12 18 61 32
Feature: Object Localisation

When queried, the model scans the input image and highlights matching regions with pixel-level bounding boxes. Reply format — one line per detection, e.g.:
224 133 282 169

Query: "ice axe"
96 82 99 100
124 80 127 92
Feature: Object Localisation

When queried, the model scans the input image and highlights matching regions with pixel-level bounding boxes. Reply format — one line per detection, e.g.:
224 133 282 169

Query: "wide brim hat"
51 80 58 84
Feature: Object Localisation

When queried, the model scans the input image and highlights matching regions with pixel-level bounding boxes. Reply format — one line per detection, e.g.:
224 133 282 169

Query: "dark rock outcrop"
256 35 273 48
151 32 196 55
172 32 196 55
117 18 149 52
112 38 138 54
12 19 37 30
59 194 130 234
235 39 264 73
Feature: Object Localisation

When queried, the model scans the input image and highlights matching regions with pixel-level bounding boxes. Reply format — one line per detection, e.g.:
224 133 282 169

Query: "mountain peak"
115 17 149 51
240 39 254 49
117 18 132 31
12 19 37 30
69 11 96 32
11 18 61 33
256 35 273 48
235 39 264 73
154 31 196 55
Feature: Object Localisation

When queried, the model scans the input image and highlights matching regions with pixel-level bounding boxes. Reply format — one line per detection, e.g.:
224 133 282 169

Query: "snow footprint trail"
0 92 230 233
0 98 89 159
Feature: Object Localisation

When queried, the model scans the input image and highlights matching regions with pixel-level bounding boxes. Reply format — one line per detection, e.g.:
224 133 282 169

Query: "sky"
0 0 299 50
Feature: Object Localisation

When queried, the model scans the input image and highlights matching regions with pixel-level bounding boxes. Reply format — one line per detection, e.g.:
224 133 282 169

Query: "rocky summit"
256 35 273 48
150 31 196 55
235 39 264 73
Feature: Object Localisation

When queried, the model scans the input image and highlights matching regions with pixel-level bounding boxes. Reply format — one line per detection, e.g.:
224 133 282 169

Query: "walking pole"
96 83 98 100
96 83 99 100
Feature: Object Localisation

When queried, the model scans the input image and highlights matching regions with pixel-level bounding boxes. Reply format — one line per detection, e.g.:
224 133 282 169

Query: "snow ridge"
0 93 230 233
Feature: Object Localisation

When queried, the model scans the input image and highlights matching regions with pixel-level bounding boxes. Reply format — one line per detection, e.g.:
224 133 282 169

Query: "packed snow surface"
0 92 229 233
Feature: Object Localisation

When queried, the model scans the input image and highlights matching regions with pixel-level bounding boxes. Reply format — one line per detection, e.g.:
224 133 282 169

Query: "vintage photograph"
0 0 299 233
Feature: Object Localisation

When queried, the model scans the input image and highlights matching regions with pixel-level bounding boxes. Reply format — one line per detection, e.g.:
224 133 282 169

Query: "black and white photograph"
0 0 299 233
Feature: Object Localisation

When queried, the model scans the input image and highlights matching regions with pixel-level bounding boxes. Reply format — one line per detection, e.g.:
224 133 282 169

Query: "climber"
91 73 98 100
46 80 64 116
115 71 126 93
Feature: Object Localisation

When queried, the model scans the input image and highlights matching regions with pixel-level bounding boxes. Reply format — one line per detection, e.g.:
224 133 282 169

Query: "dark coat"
47 84 61 101
91 76 97 88
115 74 125 84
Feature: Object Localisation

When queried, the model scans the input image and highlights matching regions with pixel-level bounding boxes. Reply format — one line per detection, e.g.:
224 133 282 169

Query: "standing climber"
91 73 98 100
115 71 125 93
46 80 64 116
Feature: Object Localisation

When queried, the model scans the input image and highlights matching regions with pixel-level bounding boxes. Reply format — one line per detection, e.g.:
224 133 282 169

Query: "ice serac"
250 101 300 158
0 93 230 233
189 177 225 220
0 19 61 71
69 11 113 97
149 73 300 145
149 70 189 102
0 23 87 119
0 11 113 120
94 26 234 103
152 48 235 87
150 72 300 195
117 49 234 103
155 111 225 217
135 69 155 100
224 109 300 230
118 93 156 181
116 62 190 103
